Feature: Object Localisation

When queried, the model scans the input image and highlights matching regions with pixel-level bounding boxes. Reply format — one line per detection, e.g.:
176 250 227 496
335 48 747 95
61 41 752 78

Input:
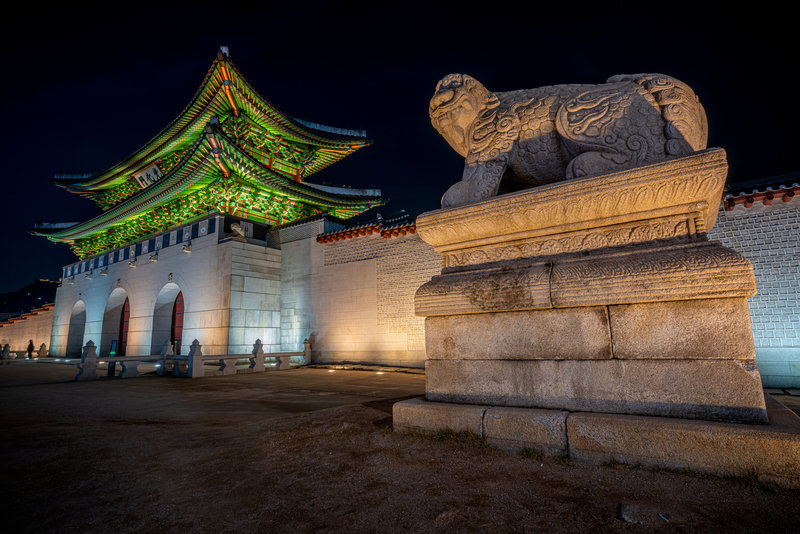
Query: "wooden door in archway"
117 297 130 357
171 292 184 355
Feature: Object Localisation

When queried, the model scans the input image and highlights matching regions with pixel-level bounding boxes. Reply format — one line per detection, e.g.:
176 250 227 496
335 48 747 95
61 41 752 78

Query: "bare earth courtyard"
1 364 798 533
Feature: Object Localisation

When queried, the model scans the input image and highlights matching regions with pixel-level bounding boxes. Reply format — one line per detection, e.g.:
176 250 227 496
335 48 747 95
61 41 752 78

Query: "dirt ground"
1 364 799 533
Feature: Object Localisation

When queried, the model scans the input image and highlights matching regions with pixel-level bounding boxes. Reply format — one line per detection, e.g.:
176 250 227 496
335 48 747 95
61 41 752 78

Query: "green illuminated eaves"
34 126 383 244
54 52 370 200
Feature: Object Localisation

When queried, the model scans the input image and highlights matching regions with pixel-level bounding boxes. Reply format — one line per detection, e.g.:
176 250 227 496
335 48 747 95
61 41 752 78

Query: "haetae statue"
429 73 708 208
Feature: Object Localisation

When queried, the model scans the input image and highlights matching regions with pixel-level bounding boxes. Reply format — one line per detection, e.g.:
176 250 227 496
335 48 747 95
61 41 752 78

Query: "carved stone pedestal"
409 149 767 424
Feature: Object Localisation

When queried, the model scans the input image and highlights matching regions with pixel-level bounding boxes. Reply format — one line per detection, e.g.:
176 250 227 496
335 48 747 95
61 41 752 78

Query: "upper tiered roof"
54 48 371 200
34 48 383 258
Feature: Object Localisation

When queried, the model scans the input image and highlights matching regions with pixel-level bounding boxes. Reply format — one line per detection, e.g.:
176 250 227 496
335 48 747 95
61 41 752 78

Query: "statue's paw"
441 181 477 209
566 151 632 179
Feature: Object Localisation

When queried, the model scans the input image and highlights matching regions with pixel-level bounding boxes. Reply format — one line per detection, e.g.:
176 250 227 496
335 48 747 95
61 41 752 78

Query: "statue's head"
430 74 496 157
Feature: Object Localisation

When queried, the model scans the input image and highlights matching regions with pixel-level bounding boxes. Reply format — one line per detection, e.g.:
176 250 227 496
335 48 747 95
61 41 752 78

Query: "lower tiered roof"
34 122 383 258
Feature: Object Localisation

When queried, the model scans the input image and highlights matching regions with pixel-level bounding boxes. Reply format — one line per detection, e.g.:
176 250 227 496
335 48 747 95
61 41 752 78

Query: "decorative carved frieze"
416 264 551 316
416 242 755 317
416 149 727 270
443 214 700 268
550 242 756 308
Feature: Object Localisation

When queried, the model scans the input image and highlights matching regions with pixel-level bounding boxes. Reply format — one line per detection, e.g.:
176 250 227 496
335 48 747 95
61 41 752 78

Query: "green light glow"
39 52 382 259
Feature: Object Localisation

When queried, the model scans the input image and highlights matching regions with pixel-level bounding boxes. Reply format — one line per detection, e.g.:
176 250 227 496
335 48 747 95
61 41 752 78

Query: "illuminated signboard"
132 164 164 189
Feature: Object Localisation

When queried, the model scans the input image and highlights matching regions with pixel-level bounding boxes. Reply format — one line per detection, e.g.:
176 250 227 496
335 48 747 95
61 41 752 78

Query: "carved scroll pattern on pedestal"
445 219 690 267
424 167 721 251
552 244 754 284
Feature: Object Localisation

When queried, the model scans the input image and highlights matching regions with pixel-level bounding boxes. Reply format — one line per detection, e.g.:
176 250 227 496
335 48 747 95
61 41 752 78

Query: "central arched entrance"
171 291 184 355
117 297 130 356
65 300 86 357
150 283 183 355
100 288 130 358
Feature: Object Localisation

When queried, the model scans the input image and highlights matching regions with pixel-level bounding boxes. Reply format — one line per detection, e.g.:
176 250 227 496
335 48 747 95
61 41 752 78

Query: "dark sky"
0 2 794 293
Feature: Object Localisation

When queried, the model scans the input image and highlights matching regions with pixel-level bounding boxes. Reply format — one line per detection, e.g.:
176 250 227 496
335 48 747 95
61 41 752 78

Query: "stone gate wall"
278 219 441 367
0 305 54 354
708 198 800 387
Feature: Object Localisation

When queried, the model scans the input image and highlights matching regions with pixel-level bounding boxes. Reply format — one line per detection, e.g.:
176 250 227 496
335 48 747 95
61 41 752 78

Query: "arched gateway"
33 48 384 361
150 283 183 355
65 300 86 357
100 288 130 358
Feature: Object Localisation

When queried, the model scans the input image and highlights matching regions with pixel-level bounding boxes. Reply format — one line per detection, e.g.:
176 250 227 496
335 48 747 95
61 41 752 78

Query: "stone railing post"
220 355 239 375
159 340 174 376
303 338 312 365
250 339 265 372
187 340 204 378
120 358 141 378
76 340 97 381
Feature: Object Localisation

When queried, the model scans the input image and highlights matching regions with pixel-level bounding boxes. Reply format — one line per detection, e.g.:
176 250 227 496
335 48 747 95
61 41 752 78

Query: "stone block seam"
398 399 800 487
473 407 570 457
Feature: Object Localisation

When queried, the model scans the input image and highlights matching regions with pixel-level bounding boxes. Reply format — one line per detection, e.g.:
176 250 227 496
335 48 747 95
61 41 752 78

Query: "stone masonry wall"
50 218 231 357
279 238 314 352
227 241 282 354
708 198 800 387
0 306 54 354
278 220 324 352
311 232 441 367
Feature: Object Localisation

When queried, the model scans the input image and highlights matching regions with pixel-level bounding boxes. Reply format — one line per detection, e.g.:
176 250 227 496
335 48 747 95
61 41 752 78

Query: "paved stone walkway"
0 361 426 423
1 362 799 533
765 388 800 415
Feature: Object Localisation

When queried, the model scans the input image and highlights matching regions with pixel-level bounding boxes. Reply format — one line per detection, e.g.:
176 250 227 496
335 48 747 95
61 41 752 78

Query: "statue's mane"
430 74 499 119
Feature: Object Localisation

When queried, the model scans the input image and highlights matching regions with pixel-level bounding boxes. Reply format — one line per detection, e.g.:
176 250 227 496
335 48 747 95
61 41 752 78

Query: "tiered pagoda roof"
34 48 383 258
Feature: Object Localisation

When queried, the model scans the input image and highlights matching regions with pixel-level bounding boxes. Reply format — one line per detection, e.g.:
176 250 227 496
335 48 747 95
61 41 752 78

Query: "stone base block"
483 406 569 455
426 359 767 424
392 397 485 435
425 298 756 361
426 307 612 359
568 395 800 488
392 396 800 488
608 298 755 359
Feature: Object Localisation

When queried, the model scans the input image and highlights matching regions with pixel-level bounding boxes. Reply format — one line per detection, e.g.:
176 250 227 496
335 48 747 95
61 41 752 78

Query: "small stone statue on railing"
303 338 312 365
187 339 203 378
159 340 174 375
76 340 97 381
250 339 265 372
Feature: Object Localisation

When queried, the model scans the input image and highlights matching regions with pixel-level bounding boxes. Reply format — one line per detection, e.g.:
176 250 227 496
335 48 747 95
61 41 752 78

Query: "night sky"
0 2 795 293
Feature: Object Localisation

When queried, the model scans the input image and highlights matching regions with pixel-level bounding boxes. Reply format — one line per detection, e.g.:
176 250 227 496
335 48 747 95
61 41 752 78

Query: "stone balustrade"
68 338 311 380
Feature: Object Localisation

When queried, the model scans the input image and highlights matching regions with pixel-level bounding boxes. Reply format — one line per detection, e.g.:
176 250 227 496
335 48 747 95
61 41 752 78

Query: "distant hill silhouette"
0 279 59 317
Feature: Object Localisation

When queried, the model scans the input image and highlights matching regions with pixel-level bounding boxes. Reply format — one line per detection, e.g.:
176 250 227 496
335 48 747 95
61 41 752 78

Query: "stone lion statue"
430 73 708 208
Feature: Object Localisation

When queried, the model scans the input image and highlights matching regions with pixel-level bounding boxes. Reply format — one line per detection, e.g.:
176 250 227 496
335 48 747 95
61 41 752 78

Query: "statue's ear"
463 76 498 110
436 73 465 92
460 75 481 94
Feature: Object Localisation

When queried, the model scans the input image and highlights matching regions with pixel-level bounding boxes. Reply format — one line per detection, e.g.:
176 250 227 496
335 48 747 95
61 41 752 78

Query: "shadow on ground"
1 364 798 533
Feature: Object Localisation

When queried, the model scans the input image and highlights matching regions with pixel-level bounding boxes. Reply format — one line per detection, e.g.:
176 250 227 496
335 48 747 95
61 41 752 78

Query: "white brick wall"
321 232 441 364
50 226 232 357
227 241 282 354
708 198 800 387
276 220 441 367
0 307 53 354
324 232 441 353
